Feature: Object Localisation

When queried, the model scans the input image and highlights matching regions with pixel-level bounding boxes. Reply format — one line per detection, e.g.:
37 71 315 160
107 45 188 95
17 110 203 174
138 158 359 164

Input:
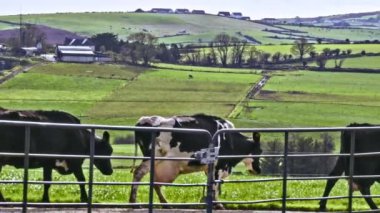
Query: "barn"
55 46 95 63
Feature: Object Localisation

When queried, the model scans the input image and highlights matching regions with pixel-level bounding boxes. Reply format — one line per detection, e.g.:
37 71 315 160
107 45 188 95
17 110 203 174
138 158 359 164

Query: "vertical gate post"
148 131 157 213
206 134 215 213
87 128 96 213
22 126 31 213
282 131 289 213
348 131 356 212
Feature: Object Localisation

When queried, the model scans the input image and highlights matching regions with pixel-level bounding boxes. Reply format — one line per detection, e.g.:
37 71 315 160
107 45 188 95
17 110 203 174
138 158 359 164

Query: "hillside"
0 12 379 45
276 11 380 29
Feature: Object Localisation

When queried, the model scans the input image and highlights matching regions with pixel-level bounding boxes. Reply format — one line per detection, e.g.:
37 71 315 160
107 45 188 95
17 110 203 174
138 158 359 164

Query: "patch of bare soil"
0 25 85 45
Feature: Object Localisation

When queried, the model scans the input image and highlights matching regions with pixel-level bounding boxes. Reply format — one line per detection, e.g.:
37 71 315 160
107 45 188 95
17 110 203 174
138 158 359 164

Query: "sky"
1 0 379 19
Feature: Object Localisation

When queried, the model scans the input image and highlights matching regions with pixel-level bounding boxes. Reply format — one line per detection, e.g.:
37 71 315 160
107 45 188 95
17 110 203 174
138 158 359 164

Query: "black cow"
129 114 262 209
0 109 113 202
320 123 380 211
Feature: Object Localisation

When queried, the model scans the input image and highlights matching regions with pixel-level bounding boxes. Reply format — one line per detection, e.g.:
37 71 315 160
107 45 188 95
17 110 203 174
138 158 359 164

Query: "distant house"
191 10 206 14
150 8 173 13
261 18 280 24
64 37 95 51
135 8 144 13
231 12 243 19
56 46 95 63
241 16 251 21
217 11 230 17
175 9 190 14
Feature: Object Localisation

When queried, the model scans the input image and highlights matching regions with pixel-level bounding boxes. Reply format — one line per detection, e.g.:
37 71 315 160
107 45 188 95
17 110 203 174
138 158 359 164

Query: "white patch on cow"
175 116 196 124
55 160 69 171
138 116 175 127
224 119 235 129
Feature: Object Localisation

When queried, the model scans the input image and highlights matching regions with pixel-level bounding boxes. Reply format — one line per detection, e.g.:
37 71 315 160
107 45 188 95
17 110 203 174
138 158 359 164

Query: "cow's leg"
154 185 168 204
153 160 180 208
360 187 378 210
73 167 88 202
42 167 53 202
319 157 345 211
129 160 150 203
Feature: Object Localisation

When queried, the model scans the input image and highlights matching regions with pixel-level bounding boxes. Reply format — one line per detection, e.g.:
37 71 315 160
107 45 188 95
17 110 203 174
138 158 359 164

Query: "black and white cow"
129 114 262 208
320 123 380 211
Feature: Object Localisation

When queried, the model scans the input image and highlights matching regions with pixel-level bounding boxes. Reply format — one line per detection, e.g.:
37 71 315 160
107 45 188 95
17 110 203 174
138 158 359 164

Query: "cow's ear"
252 132 260 144
102 131 110 143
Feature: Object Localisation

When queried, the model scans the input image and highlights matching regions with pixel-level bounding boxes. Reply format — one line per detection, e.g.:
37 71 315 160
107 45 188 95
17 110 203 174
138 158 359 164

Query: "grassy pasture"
0 12 379 45
0 12 284 44
256 43 380 55
1 162 380 211
238 70 380 128
88 68 261 125
324 56 380 69
0 63 138 117
276 25 380 42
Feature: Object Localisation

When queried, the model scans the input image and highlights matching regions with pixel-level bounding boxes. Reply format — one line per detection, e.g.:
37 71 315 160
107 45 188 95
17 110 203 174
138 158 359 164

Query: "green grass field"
324 56 380 69
238 70 380 129
2 61 380 211
1 12 379 45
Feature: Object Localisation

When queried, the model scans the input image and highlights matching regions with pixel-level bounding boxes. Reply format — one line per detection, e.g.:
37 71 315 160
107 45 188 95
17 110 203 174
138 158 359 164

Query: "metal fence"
0 120 380 213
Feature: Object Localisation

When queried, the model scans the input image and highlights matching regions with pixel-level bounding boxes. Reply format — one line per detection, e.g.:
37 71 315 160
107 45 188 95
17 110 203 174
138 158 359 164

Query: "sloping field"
0 63 261 126
325 56 380 69
240 71 380 128
0 12 304 44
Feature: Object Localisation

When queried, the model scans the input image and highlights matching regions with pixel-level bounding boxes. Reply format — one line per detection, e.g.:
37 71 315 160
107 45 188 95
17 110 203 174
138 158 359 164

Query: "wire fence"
0 120 380 212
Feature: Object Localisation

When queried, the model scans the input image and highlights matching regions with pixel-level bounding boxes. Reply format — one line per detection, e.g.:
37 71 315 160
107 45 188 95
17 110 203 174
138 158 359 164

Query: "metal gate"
0 120 380 212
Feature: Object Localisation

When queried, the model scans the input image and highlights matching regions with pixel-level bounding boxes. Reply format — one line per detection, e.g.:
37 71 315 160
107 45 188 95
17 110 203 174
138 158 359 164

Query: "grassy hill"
0 12 379 45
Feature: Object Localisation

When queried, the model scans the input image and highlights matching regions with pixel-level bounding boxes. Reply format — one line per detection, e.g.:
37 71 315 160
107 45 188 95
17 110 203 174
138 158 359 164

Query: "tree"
290 38 315 61
127 32 157 66
315 53 328 70
91 33 119 52
230 37 247 67
213 33 232 67
246 46 260 68
169 44 181 63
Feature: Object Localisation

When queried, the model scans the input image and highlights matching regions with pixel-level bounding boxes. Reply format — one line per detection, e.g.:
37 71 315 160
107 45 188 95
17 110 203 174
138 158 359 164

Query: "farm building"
231 12 243 19
64 37 95 51
241 16 251 20
217 11 230 17
150 8 173 13
55 46 95 63
175 9 190 14
191 10 206 14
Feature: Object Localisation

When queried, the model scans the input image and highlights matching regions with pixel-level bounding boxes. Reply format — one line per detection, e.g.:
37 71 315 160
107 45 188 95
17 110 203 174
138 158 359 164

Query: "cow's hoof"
214 203 225 210
319 207 327 212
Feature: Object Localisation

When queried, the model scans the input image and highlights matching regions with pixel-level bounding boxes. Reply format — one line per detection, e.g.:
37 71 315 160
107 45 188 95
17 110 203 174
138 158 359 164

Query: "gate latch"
194 147 220 164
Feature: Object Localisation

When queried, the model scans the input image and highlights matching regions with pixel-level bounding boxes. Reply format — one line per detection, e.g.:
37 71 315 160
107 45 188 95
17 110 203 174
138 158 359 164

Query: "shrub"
261 133 335 176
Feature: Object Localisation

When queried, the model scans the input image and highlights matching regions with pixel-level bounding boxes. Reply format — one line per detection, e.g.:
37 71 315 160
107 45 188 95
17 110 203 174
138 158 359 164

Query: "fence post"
348 131 356 212
206 134 215 213
22 126 31 213
87 128 96 213
282 131 289 213
148 131 157 213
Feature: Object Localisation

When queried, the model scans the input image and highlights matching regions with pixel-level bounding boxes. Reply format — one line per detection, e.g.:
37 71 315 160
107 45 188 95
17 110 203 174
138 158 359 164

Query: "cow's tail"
130 140 138 173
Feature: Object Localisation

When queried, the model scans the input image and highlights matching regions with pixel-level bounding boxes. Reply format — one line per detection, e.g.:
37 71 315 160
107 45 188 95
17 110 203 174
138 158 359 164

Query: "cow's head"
246 132 262 175
94 131 113 175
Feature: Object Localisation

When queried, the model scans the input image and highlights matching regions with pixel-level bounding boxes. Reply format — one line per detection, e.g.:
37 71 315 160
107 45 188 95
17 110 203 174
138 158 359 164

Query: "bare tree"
290 38 315 61
230 37 247 67
213 33 232 67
